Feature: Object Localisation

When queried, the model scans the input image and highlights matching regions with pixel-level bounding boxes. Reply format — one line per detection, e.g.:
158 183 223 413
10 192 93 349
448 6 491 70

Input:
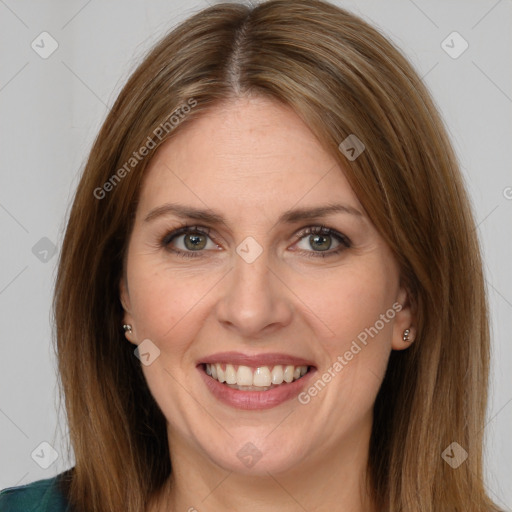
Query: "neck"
150 414 376 512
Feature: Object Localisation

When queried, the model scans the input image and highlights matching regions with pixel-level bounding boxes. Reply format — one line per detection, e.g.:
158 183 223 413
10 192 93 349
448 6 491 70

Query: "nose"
214 249 293 339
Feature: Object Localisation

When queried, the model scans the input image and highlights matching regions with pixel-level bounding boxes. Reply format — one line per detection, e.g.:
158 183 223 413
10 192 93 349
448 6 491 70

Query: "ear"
120 277 137 346
391 285 416 351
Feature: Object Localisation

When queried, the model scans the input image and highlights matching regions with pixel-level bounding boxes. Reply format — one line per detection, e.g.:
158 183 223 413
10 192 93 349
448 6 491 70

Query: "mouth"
197 352 317 410
203 363 310 391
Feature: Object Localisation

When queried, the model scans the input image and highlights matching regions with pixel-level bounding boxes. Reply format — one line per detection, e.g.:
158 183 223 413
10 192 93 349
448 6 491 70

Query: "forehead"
137 96 362 219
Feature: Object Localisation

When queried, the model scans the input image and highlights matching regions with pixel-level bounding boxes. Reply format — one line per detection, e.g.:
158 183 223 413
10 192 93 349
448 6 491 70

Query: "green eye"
294 226 351 258
162 226 217 257
183 232 208 250
308 233 333 251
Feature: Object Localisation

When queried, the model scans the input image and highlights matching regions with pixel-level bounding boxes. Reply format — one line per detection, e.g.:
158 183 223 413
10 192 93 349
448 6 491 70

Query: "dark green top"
0 470 72 511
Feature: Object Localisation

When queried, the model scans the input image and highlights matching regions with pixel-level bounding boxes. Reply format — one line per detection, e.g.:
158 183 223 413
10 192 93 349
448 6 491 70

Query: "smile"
198 352 317 410
205 363 309 390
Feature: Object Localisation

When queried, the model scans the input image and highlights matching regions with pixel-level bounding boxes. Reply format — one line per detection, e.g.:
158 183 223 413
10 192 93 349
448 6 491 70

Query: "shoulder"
0 469 73 512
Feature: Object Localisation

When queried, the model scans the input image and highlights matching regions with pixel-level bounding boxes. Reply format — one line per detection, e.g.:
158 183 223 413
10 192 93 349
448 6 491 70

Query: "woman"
0 0 503 510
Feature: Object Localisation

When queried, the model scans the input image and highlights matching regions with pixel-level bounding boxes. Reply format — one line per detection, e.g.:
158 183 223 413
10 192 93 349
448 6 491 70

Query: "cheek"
293 258 399 409
300 261 398 345
286 262 398 443
127 260 217 344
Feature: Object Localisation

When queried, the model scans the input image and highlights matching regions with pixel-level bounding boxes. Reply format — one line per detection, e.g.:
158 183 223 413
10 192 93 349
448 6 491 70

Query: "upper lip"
199 351 316 368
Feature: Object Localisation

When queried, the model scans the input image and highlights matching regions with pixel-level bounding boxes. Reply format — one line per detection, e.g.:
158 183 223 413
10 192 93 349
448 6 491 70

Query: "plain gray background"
0 0 511 508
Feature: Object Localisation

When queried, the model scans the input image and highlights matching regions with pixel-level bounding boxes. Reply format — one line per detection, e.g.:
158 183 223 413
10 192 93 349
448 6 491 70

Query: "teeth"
283 365 294 383
205 363 309 388
225 364 237 385
253 367 271 387
236 365 253 386
271 365 284 385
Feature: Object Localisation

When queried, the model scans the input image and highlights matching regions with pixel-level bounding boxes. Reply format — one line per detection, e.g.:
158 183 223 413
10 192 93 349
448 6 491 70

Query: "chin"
202 431 310 476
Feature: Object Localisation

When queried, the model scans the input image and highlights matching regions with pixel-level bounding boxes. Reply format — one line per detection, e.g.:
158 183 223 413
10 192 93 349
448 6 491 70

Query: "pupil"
310 234 331 251
185 233 206 250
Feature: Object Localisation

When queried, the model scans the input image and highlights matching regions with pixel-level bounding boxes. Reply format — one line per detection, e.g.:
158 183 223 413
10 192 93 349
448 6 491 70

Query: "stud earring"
123 324 132 333
402 328 411 342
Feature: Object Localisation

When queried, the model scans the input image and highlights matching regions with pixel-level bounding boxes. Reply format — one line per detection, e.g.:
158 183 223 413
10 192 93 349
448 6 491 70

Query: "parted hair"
53 1 501 510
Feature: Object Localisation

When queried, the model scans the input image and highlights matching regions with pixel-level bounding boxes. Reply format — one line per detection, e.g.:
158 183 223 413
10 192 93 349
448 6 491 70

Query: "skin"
120 95 415 512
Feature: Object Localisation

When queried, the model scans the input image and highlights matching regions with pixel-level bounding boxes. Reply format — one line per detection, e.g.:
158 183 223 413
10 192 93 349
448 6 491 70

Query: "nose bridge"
234 248 271 295
215 242 292 336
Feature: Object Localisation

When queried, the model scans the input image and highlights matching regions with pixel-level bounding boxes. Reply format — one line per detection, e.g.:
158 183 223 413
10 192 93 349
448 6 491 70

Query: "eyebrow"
143 202 363 225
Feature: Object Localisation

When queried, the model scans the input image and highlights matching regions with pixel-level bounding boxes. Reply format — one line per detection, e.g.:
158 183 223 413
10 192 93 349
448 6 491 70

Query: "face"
121 95 413 476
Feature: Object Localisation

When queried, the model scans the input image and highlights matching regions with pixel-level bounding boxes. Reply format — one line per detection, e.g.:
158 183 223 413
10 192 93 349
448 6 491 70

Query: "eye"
161 226 220 257
160 224 350 259
292 226 351 258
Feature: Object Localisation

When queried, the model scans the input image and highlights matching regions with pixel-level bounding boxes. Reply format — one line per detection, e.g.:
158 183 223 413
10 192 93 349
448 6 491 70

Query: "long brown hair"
54 1 501 510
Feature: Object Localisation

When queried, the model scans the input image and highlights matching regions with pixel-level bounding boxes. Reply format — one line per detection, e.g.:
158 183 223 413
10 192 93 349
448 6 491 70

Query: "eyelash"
160 224 351 259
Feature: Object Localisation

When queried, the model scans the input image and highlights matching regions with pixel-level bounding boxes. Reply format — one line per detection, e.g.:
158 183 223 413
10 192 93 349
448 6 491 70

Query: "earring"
123 324 132 333
402 328 411 342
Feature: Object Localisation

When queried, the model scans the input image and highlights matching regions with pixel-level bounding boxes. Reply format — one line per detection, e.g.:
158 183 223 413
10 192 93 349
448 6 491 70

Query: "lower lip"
198 365 316 410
